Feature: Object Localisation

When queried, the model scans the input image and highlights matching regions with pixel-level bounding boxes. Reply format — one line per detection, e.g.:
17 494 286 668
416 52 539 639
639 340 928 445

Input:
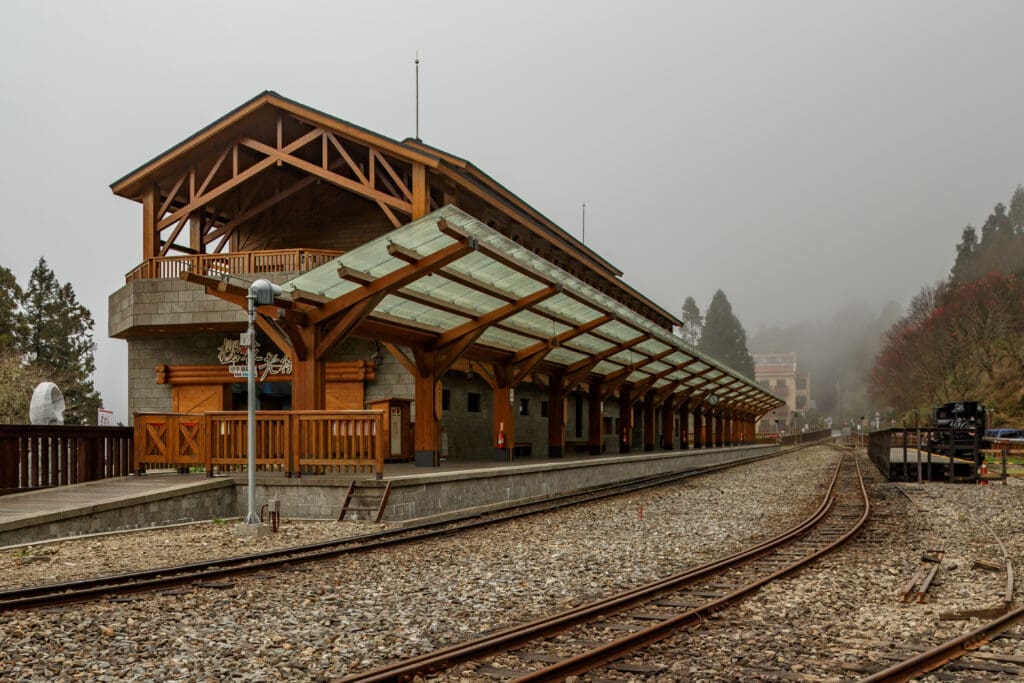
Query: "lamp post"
244 279 283 527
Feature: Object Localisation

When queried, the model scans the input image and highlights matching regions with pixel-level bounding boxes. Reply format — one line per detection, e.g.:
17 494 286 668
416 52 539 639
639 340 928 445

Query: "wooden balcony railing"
133 411 385 478
0 425 134 493
125 248 342 283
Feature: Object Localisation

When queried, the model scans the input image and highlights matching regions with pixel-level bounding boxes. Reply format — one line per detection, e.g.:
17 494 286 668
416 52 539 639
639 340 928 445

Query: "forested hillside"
870 187 1024 425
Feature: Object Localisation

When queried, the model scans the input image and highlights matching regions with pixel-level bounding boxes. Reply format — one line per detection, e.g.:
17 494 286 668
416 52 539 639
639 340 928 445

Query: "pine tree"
19 258 101 424
698 290 756 378
0 265 26 350
680 296 703 346
1009 185 1024 235
950 225 978 285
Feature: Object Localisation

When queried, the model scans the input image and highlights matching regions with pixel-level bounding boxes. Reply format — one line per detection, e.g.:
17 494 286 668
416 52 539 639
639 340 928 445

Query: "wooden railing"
125 248 342 282
134 411 386 478
0 425 134 493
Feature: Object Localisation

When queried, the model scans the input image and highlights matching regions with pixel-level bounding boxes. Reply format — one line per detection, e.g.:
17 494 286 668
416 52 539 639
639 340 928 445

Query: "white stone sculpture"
29 382 65 425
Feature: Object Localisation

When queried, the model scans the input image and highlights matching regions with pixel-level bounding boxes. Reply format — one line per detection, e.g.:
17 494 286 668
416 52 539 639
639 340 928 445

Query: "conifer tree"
1009 185 1024 235
19 258 101 424
950 225 978 285
0 265 26 350
680 296 703 346
698 290 756 378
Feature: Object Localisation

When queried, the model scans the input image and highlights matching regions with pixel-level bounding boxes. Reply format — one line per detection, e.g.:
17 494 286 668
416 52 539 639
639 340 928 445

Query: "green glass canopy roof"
283 205 781 412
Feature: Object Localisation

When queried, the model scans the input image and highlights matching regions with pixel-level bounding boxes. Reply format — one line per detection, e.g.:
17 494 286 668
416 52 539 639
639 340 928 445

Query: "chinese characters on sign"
217 339 292 381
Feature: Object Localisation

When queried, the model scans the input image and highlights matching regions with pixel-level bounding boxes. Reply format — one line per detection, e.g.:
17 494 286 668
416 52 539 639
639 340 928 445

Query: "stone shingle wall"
109 278 260 338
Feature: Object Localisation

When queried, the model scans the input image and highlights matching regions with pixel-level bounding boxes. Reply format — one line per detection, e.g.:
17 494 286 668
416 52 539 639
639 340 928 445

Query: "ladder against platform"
338 480 392 523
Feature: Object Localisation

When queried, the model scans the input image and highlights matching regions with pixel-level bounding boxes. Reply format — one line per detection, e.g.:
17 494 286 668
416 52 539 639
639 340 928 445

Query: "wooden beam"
316 295 384 359
178 271 304 311
510 314 612 365
142 184 159 259
307 239 476 325
240 137 413 215
371 149 414 201
327 133 401 228
431 286 559 350
597 365 634 400
412 162 429 219
157 128 323 231
383 342 417 375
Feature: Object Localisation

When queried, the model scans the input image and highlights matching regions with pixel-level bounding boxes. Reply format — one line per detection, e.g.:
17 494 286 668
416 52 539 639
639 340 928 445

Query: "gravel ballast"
2 446 1019 681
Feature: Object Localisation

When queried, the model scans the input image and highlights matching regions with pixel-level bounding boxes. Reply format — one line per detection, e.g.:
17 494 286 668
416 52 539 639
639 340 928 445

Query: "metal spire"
415 51 421 141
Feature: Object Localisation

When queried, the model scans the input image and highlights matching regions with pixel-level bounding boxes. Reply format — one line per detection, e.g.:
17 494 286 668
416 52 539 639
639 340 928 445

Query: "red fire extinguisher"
498 421 506 449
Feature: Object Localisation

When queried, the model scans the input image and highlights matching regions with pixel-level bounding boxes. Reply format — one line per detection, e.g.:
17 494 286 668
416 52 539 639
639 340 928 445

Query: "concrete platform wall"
3 444 780 546
241 444 779 523
0 480 235 547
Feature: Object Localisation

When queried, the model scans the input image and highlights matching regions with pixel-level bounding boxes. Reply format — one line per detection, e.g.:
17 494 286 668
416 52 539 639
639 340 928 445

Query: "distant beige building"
754 353 811 433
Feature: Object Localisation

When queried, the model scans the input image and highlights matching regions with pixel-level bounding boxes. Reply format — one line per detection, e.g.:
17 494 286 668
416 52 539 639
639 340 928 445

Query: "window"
467 392 482 413
519 398 530 416
540 400 549 418
441 389 451 411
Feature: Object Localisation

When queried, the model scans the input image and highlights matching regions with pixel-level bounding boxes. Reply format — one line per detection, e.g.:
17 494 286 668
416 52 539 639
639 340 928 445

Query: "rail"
133 410 386 478
0 425 134 493
124 248 341 282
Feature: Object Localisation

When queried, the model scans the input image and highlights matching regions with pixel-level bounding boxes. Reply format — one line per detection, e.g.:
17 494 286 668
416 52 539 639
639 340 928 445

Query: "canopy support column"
660 394 675 450
412 350 441 467
588 383 603 455
704 407 714 448
642 390 656 452
493 381 515 461
547 372 566 458
291 324 325 411
678 398 689 450
692 404 702 449
618 386 633 454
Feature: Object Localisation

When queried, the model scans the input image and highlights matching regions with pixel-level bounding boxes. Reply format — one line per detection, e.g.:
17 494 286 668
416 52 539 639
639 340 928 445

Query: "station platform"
1 442 782 547
884 447 972 482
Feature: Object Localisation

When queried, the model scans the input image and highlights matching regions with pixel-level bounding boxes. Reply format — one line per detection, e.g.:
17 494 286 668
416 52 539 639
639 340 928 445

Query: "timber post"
587 382 603 455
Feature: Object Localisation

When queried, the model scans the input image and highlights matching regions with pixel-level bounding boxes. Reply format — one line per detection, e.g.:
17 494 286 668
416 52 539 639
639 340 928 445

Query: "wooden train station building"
109 92 782 472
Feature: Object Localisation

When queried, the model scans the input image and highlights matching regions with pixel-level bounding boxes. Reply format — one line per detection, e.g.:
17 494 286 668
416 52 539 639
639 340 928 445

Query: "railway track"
341 447 868 682
858 490 1021 682
0 441 823 612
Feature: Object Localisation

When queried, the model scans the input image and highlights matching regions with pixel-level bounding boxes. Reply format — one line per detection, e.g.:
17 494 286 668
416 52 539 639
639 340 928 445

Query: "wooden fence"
0 425 134 493
134 410 386 478
124 248 341 282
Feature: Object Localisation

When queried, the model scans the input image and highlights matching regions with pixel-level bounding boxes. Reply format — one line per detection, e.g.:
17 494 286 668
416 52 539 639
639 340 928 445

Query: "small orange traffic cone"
979 460 989 485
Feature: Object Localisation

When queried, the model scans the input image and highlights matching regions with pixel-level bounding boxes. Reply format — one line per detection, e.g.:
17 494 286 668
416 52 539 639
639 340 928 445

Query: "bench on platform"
513 442 532 457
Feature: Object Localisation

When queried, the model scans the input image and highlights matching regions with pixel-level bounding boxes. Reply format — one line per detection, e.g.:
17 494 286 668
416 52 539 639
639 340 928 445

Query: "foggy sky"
1 0 1023 423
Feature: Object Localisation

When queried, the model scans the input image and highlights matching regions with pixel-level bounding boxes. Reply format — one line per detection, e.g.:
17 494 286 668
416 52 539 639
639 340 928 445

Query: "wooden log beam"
157 129 322 232
240 137 413 215
307 239 476 325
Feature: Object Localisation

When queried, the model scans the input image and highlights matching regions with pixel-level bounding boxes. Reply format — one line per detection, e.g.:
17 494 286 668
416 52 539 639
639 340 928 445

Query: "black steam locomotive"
929 401 986 459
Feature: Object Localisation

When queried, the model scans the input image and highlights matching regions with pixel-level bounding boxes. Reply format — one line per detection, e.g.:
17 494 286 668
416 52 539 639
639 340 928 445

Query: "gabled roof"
111 91 683 329
110 91 439 198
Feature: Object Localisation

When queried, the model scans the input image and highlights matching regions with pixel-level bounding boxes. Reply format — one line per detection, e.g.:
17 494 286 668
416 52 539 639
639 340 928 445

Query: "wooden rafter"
431 286 559 350
155 128 322 234
562 334 649 388
307 239 477 325
240 137 412 215
598 365 635 400
327 133 402 228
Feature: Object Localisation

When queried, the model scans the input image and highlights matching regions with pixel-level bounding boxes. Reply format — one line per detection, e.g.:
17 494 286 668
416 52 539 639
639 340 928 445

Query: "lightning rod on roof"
415 51 421 142
581 202 586 244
